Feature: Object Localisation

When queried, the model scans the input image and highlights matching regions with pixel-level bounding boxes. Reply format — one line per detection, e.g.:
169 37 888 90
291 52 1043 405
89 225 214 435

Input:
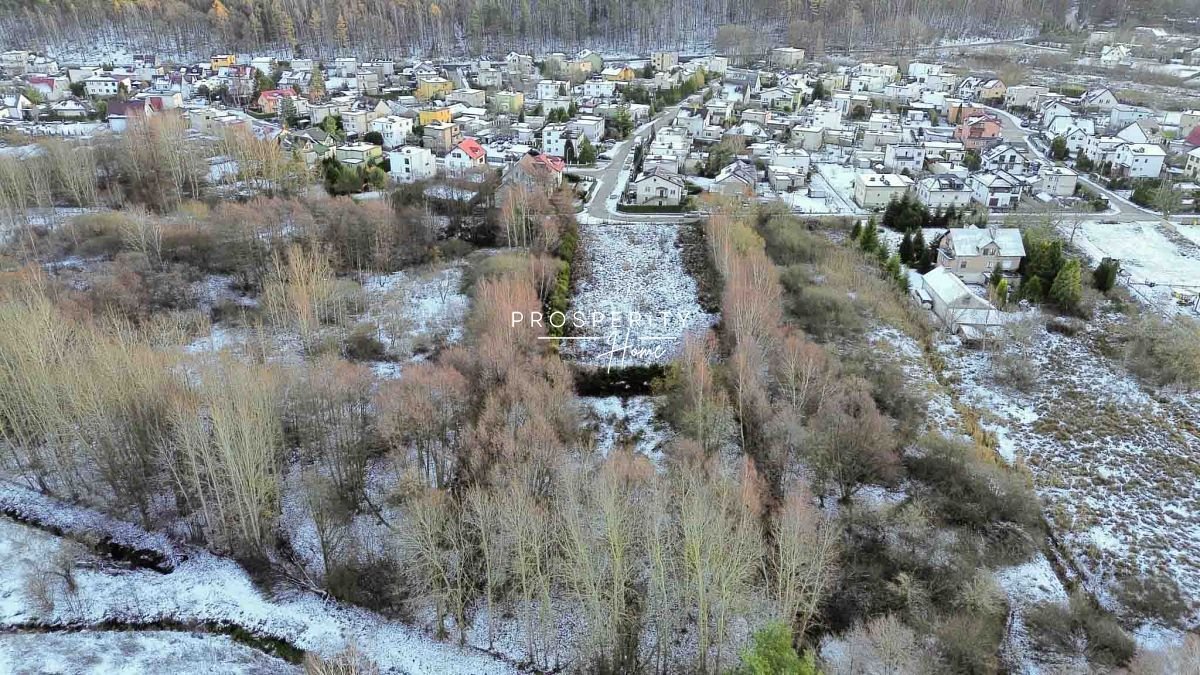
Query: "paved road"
982 105 1161 224
570 107 688 223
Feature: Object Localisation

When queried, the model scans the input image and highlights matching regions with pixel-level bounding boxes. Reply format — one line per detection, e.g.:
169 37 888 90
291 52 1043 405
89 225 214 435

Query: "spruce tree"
899 231 914 265
1049 259 1082 312
1093 258 1120 293
1021 275 1044 302
850 220 862 240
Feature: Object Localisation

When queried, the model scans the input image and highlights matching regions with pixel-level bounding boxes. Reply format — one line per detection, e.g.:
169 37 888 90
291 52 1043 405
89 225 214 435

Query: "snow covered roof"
945 226 1025 257
922 267 996 311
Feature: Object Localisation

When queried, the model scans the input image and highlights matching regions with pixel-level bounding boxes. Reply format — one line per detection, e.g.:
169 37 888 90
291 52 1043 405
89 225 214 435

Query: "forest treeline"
0 0 1143 57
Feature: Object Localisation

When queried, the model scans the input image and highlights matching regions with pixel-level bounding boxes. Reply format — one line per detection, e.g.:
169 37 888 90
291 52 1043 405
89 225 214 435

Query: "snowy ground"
580 396 672 466
0 491 520 675
360 261 472 359
940 315 1200 626
0 630 300 675
1067 220 1200 316
760 171 857 216
813 163 870 216
564 222 715 367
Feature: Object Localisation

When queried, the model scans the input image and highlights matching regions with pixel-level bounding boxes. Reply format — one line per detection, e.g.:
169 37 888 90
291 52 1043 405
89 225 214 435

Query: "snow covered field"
565 222 715 367
0 630 300 675
0 489 520 674
581 396 672 465
941 315 1200 626
1067 220 1200 316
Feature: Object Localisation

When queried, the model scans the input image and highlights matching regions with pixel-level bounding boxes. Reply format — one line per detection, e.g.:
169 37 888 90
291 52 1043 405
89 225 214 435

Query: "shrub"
1026 592 1136 667
1124 316 1200 390
738 622 817 675
1115 573 1189 626
780 266 863 339
906 434 1043 558
343 323 387 361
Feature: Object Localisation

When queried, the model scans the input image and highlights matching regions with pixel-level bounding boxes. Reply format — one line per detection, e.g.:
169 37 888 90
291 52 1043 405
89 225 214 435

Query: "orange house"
954 114 1003 152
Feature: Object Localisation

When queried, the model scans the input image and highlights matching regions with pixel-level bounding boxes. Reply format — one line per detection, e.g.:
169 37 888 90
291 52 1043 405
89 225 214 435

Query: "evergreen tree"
850 220 862 240
899 231 915 264
1050 136 1069 160
882 197 902 230
308 66 326 102
858 219 880 254
1021 275 1044 302
944 204 957 227
886 254 903 281
912 228 930 272
578 136 597 165
995 278 1009 306
738 622 818 675
1093 257 1120 293
1049 259 1082 312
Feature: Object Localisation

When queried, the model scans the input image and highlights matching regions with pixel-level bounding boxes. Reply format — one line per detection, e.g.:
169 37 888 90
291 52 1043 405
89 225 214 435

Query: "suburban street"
570 106 687 223
982 104 1163 223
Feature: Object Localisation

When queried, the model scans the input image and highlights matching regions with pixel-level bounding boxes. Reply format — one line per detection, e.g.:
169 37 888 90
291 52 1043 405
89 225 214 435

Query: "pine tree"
1049 259 1082 312
850 220 862 240
308 66 326 102
858 219 880 254
898 231 914 264
1093 258 1120 293
578 136 597 165
994 278 1009 307
1021 275 1044 303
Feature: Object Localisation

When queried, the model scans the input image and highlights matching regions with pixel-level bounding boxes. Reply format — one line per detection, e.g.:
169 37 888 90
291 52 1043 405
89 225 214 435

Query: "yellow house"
418 107 452 125
601 66 635 82
493 90 525 114
978 79 1007 102
210 54 236 70
415 76 453 101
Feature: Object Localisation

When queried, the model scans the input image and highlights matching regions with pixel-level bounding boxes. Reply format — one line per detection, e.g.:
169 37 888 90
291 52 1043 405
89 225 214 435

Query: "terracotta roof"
457 137 485 159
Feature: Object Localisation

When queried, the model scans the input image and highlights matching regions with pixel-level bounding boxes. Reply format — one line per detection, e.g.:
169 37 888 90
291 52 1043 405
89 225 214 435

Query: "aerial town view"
0 0 1199 673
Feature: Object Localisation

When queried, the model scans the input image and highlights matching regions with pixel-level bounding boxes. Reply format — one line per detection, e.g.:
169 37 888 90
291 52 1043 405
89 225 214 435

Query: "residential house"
967 170 1022 209
446 88 485 108
508 150 565 191
934 225 1025 283
651 51 679 72
1083 135 1125 165
210 54 236 70
573 50 604 74
335 142 383 165
767 165 807 192
287 128 335 165
418 107 452 126
567 115 605 143
342 108 385 138
1036 165 1079 197
1080 87 1120 111
632 168 686 205
0 92 32 120
916 175 972 208
493 90 524 114
913 267 1006 338
1180 109 1200 140
537 80 570 100
954 114 1003 151
1185 147 1200 179
1003 85 1048 109
770 47 806 68
1112 142 1165 178
922 140 966 164
580 78 617 98
423 121 463 154
48 99 91 118
446 138 488 173
24 74 69 102
981 143 1032 175
723 68 762 104
475 66 503 90
713 159 758 198
0 49 30 73
256 88 296 114
416 76 453 101
388 146 436 182
884 144 926 173
853 173 914 208
505 52 534 75
1108 104 1154 131
977 79 1006 102
769 146 811 173
1099 45 1132 66
600 65 635 82
542 123 581 160
369 115 414 148
84 74 130 98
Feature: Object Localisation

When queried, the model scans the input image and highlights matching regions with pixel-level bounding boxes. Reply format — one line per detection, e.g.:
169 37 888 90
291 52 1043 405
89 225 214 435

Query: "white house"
934 225 1025 284
769 146 811 173
445 138 487 173
1185 147 1200 180
712 160 758 197
537 79 570 100
853 173 914 208
967 171 1022 209
1112 142 1165 178
388 146 436 182
541 123 581 159
580 79 617 98
981 143 1031 175
84 74 130 98
1079 87 1119 110
1083 135 1125 165
916 175 972 208
1099 45 1132 67
567 115 605 143
369 115 414 148
1035 166 1079 197
632 168 686 205
913 267 1006 338
884 144 926 173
